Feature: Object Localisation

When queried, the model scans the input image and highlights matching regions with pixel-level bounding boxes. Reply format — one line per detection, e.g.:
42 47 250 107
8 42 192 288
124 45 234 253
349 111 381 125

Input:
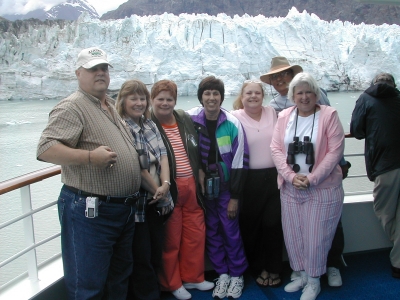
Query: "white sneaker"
327 267 342 287
284 274 307 292
212 274 230 299
291 270 301 280
300 281 321 300
183 280 214 291
171 286 192 300
226 275 244 299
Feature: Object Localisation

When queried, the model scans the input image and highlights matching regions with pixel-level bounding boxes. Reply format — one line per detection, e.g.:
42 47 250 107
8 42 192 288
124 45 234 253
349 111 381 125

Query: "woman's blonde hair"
116 79 151 119
233 80 265 110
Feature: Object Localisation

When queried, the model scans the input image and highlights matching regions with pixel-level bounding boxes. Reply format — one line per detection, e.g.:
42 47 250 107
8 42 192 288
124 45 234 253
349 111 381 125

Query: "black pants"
239 168 284 274
127 205 164 300
327 218 345 268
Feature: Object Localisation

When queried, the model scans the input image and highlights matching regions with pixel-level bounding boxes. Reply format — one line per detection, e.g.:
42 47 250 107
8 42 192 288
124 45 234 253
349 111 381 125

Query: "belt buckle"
124 192 139 205
124 197 133 205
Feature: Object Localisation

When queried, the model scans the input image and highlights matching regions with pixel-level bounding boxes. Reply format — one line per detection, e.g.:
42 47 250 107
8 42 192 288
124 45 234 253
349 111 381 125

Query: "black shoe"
391 266 400 278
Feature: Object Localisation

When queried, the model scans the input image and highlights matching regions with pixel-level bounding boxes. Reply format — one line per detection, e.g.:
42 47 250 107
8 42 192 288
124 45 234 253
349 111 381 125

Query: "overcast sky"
0 0 128 16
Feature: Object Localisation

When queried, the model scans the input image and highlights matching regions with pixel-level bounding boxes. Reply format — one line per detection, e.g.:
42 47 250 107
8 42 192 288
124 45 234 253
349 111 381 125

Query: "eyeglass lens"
271 71 290 80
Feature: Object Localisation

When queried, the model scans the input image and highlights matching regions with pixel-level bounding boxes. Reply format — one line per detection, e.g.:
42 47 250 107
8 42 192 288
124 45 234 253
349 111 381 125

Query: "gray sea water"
0 92 372 286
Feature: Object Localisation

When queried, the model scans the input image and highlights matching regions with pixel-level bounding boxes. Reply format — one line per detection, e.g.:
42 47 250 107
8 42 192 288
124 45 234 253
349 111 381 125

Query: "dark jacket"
350 83 400 181
151 109 205 210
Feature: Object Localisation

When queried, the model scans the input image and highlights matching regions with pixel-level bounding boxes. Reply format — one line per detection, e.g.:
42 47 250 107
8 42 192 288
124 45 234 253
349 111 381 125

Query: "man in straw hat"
260 56 348 288
260 56 330 113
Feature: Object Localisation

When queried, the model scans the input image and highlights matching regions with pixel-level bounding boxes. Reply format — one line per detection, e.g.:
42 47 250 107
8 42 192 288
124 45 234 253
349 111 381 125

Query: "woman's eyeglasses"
270 70 292 81
244 79 263 84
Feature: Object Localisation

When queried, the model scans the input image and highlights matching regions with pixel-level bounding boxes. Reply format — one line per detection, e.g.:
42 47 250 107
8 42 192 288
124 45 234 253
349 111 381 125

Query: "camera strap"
294 106 316 142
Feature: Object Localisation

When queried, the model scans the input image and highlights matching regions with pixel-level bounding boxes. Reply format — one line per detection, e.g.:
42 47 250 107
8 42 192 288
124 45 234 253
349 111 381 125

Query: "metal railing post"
20 185 39 282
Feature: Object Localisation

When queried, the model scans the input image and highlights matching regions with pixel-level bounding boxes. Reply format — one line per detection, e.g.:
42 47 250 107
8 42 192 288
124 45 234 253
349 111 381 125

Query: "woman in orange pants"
150 80 214 300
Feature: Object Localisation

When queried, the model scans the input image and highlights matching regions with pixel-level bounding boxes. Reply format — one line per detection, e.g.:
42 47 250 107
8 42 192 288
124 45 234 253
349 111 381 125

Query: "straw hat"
260 56 303 84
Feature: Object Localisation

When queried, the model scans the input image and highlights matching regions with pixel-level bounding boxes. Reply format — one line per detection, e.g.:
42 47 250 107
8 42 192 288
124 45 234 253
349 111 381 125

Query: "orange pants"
158 176 206 291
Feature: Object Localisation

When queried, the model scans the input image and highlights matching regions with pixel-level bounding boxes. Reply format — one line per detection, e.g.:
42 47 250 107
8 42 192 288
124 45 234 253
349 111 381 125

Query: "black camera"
204 172 220 200
286 136 314 173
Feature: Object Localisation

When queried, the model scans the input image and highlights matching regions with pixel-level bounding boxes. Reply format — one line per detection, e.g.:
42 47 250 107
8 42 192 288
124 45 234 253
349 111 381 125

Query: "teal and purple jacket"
187 106 249 199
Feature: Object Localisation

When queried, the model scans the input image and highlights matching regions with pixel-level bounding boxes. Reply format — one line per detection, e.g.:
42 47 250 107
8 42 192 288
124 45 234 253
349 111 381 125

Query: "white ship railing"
0 166 62 298
345 153 373 195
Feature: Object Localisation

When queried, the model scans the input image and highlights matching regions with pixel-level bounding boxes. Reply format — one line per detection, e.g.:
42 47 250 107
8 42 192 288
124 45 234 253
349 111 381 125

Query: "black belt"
65 185 139 205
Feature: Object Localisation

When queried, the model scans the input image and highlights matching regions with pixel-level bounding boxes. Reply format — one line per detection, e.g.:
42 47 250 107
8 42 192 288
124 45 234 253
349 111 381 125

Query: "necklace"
269 84 288 111
271 94 288 111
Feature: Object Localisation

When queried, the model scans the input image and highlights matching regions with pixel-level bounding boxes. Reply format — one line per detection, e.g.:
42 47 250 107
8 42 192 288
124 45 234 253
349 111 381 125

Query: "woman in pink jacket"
270 73 345 300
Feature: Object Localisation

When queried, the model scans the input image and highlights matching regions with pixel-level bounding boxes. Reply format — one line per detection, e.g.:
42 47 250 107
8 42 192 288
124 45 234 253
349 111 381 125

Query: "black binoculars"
204 172 220 200
287 136 315 172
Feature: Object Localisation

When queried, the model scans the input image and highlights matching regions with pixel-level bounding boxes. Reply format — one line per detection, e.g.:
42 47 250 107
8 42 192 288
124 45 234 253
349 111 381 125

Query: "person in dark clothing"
350 72 400 279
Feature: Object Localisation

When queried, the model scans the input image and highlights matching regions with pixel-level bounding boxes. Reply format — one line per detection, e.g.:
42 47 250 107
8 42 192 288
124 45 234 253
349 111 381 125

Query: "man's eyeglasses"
270 70 292 81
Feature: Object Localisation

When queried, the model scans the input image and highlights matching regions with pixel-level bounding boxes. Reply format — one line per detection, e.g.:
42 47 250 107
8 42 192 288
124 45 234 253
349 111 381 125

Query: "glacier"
1 7 400 101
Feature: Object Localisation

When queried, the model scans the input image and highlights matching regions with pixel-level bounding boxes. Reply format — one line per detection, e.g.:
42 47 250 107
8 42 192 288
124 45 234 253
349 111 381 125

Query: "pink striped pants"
280 183 344 277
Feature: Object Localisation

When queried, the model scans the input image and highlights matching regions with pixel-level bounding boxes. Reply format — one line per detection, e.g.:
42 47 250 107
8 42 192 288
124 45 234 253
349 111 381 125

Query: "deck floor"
29 248 400 299
160 248 400 300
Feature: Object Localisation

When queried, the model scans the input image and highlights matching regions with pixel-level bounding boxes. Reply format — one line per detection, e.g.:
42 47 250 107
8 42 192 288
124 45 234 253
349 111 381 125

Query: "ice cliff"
1 7 400 101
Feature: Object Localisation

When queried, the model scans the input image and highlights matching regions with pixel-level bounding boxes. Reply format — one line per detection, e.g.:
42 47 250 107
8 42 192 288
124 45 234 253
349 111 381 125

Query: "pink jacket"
270 105 344 189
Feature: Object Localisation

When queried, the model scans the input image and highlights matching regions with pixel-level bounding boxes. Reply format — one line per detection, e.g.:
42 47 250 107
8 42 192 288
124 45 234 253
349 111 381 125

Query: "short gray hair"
288 73 321 103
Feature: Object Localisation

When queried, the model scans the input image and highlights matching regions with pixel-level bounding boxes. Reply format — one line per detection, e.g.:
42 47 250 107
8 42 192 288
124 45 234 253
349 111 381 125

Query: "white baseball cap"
75 47 113 70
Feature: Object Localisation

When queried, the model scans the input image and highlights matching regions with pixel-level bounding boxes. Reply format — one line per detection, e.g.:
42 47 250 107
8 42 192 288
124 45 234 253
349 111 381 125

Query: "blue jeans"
58 185 136 300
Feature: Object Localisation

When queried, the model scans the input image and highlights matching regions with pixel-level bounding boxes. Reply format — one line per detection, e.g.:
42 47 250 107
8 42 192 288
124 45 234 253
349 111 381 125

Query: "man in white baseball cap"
75 47 113 70
37 46 144 299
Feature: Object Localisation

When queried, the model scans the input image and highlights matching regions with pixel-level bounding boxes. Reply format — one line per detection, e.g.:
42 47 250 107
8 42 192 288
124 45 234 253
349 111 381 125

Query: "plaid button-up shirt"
126 117 171 222
37 89 140 196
